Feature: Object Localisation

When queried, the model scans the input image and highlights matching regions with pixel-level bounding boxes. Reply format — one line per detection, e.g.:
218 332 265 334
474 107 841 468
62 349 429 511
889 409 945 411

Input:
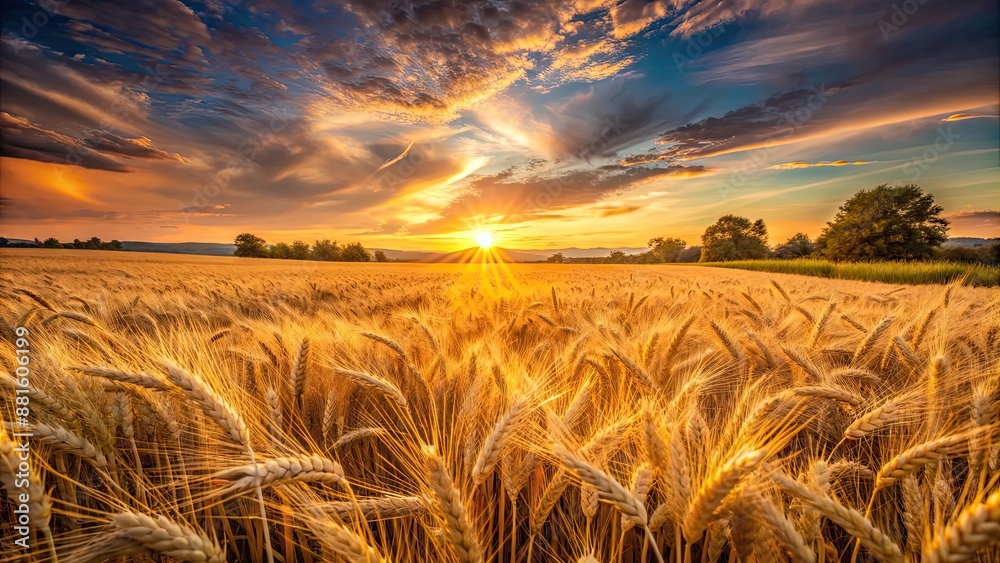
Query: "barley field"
1 249 998 563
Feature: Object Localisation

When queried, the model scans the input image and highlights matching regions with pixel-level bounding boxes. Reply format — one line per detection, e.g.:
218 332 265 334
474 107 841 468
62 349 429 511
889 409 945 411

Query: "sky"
1 0 998 252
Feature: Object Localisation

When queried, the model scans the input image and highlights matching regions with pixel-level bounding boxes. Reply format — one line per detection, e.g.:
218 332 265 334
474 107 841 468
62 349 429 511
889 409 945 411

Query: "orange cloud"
770 160 876 170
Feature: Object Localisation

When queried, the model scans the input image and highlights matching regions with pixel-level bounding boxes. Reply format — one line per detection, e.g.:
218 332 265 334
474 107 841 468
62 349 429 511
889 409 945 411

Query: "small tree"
772 233 815 259
270 242 291 259
234 233 269 257
86 236 103 250
547 253 565 263
42 237 61 248
700 215 769 262
311 239 341 261
677 246 702 262
647 237 686 262
341 242 371 262
108 240 123 250
607 250 626 263
817 184 949 262
0 237 8 247
373 250 389 262
290 240 311 260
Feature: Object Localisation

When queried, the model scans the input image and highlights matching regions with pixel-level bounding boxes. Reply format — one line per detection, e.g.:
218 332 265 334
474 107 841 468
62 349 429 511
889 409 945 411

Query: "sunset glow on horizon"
0 1 997 251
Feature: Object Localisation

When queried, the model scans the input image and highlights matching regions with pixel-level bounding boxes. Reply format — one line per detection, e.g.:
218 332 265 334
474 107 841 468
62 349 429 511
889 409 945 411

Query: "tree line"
0 236 124 250
233 233 388 262
550 184 999 265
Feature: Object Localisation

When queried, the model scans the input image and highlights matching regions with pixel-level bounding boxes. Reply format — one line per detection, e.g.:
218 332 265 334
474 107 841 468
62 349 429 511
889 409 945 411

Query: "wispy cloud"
770 160 876 170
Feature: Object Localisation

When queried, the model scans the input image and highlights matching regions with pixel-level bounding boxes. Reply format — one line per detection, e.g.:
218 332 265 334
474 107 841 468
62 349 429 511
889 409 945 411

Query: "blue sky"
1 0 997 250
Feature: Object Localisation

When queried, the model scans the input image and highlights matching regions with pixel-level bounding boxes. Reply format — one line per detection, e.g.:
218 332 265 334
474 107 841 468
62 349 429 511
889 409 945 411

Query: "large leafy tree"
700 215 769 262
234 233 269 257
648 237 687 262
817 184 949 261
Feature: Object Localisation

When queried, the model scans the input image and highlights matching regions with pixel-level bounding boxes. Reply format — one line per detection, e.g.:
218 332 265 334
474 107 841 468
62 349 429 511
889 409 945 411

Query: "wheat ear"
158 359 248 445
771 471 902 562
553 443 647 528
158 359 272 562
334 367 408 408
290 336 310 408
853 316 894 363
844 400 900 439
621 464 653 531
212 455 346 496
109 511 226 562
756 494 816 563
319 495 426 521
683 449 764 541
1 436 53 544
5 421 108 468
0 373 76 423
472 395 530 485
423 445 482 563
72 365 170 391
923 489 1000 563
874 427 993 489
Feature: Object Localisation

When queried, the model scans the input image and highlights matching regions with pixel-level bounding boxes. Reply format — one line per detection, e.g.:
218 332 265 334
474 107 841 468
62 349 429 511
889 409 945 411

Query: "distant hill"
521 246 647 258
943 237 996 247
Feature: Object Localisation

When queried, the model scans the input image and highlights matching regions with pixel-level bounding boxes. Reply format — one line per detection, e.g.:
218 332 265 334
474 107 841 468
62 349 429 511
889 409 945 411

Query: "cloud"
630 86 832 162
770 160 876 170
596 204 643 217
0 112 131 172
943 113 1000 121
944 209 1000 234
405 161 708 234
83 131 184 161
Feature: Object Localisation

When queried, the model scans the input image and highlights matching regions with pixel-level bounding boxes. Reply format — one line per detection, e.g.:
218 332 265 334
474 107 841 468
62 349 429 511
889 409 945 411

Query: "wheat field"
1 249 998 563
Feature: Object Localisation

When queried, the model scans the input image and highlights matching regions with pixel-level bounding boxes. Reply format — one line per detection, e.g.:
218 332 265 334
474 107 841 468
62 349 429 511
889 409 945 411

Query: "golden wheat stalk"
923 489 1000 563
844 400 901 439
318 496 426 521
755 493 816 563
5 421 108 468
853 316 894 363
333 367 408 408
423 445 482 563
471 395 530 485
212 455 347 495
71 365 170 391
290 336 310 408
104 511 226 563
771 471 902 562
874 427 993 489
553 443 647 527
683 449 765 541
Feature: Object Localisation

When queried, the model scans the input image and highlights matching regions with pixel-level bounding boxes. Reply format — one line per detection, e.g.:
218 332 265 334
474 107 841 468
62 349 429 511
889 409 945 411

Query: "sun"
475 231 494 249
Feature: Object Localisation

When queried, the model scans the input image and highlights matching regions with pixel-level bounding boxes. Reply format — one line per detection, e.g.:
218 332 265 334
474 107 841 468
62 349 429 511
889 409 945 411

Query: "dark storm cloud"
0 112 131 172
